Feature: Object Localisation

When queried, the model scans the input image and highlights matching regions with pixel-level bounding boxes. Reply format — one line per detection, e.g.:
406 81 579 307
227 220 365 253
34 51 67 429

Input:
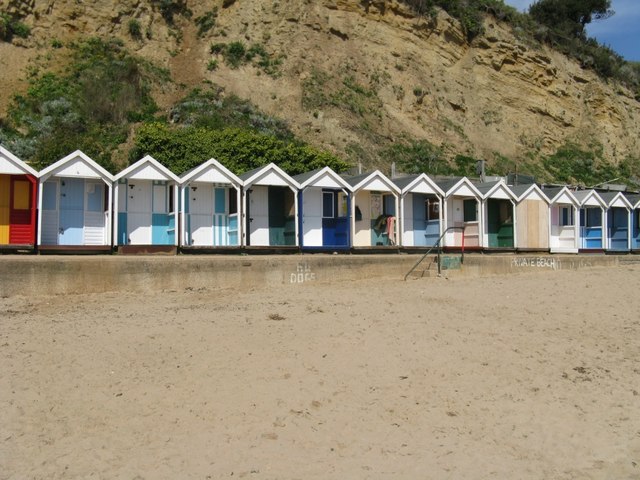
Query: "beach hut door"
248 186 269 246
58 178 85 245
189 184 214 246
0 175 9 244
83 181 106 245
8 177 33 245
302 188 323 246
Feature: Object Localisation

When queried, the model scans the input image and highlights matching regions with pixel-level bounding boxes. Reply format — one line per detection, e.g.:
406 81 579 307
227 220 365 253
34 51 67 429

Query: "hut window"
323 191 334 218
228 188 238 215
426 198 439 221
463 199 477 222
337 192 348 217
383 194 395 216
560 206 574 226
168 185 175 213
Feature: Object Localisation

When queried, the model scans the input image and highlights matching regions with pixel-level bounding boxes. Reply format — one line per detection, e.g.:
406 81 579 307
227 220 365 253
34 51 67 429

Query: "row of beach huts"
1 146 640 254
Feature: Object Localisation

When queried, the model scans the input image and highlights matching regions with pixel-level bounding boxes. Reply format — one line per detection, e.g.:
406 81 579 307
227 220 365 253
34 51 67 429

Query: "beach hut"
436 177 482 250
599 191 632 252
179 158 243 249
293 167 352 250
508 183 550 252
0 146 38 249
626 194 640 252
38 150 114 250
240 163 300 247
393 173 444 248
343 171 400 248
477 179 517 250
573 189 606 251
113 155 180 251
544 186 580 253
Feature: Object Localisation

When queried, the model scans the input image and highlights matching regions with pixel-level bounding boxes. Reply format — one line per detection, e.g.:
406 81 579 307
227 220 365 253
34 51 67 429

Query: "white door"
189 184 214 246
84 181 106 245
249 185 269 246
128 181 152 244
302 187 323 246
403 194 414 247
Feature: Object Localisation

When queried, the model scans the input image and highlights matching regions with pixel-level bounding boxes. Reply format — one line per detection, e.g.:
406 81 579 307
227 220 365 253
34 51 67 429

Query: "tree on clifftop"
529 0 614 39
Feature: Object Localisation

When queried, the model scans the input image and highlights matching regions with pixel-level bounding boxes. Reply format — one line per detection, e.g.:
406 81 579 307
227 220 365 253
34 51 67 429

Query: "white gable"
190 168 236 185
253 170 291 187
361 177 393 192
127 163 173 181
55 157 104 179
0 155 30 175
485 184 512 200
405 178 440 195
553 192 576 205
307 171 344 189
581 194 603 207
450 184 477 198
527 189 547 202
610 196 630 208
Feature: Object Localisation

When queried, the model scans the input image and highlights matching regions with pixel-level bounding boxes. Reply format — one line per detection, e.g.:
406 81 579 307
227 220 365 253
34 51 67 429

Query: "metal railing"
403 226 465 281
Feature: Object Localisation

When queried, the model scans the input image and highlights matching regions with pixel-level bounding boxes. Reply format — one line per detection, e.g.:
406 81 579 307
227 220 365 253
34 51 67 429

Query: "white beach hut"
113 155 180 250
392 173 444 248
436 177 483 250
343 171 400 248
239 163 300 247
544 186 580 253
180 158 243 249
38 150 114 250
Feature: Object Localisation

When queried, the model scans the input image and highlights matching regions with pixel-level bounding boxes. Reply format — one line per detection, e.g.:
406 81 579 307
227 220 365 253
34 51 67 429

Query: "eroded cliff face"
1 0 638 171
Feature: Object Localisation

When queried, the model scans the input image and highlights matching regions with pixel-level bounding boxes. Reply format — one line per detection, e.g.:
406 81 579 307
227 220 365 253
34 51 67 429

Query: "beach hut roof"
598 190 633 209
542 186 579 206
239 163 299 189
39 150 114 183
573 189 607 208
476 179 517 200
0 145 38 176
392 173 444 196
114 155 180 183
435 177 481 198
180 158 243 186
293 166 352 191
624 193 640 209
507 183 550 203
341 170 400 194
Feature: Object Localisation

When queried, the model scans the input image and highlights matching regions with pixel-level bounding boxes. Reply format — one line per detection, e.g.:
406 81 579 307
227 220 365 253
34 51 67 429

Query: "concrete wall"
0 253 626 297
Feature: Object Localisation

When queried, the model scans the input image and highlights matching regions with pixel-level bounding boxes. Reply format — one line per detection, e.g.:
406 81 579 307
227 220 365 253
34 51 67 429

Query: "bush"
128 19 142 40
132 122 350 175
195 8 218 37
0 12 30 42
225 41 246 68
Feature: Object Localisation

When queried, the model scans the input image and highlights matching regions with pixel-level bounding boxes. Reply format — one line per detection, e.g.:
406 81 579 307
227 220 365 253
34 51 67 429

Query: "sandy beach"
1 265 639 479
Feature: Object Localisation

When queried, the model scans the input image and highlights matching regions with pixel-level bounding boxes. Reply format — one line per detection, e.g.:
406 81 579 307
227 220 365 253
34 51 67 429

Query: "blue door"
321 190 349 248
608 207 629 251
580 207 603 249
59 178 84 245
632 210 640 249
412 194 428 246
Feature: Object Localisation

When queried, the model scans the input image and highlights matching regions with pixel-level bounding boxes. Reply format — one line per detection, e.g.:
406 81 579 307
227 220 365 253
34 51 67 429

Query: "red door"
9 175 36 245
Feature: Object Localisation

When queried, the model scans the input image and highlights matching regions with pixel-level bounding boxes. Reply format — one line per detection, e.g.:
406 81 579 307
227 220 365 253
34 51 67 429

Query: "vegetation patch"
209 41 283 76
0 12 30 42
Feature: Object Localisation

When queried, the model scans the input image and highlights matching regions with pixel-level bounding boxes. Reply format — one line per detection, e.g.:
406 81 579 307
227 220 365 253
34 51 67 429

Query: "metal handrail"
403 226 465 281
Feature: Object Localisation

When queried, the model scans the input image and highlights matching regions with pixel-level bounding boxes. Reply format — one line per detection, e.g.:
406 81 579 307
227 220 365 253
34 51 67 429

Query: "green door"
487 199 514 248
268 186 295 246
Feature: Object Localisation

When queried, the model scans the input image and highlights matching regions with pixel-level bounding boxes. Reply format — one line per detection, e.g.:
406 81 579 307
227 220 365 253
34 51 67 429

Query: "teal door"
487 199 514 248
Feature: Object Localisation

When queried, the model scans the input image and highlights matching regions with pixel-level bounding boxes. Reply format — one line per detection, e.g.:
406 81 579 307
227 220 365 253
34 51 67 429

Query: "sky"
502 0 640 62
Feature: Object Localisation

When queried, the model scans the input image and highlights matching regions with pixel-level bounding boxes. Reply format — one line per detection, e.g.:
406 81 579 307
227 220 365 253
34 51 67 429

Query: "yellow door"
0 175 9 244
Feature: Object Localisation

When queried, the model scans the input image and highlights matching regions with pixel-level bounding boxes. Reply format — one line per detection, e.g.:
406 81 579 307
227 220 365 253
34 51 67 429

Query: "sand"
1 265 639 479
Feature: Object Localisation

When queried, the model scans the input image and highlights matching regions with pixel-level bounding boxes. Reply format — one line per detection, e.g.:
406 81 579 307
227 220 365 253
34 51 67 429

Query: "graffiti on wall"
511 257 560 270
290 262 316 283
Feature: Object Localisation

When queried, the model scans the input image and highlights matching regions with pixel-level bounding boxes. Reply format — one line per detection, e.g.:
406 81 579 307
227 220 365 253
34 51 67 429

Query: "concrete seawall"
0 253 630 297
